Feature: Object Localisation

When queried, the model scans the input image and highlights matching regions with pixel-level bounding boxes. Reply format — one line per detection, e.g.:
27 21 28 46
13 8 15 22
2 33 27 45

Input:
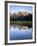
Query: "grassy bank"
10 21 32 25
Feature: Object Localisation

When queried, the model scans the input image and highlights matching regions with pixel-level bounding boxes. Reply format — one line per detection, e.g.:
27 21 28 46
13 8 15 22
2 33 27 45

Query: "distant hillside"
10 11 32 21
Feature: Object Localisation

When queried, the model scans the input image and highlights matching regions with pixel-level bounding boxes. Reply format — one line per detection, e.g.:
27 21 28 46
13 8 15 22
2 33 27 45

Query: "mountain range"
10 11 32 21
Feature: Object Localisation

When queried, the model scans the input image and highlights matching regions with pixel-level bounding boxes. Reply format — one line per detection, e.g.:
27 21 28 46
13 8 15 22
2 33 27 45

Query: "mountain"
10 11 32 21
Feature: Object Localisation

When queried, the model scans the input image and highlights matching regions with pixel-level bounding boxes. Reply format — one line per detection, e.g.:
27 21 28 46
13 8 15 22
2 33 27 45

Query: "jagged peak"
10 11 32 16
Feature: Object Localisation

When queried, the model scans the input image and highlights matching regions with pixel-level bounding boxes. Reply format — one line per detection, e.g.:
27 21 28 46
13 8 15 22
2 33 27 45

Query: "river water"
10 26 32 40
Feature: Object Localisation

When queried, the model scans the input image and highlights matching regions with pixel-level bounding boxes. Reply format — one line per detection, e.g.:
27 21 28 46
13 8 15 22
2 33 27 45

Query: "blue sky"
9 5 32 13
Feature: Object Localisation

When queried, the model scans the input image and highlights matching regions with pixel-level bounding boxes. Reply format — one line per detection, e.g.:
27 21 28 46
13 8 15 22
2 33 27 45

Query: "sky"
9 5 32 13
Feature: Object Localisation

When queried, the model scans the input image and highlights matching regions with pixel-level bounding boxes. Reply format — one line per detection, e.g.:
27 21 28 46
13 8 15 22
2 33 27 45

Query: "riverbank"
10 21 32 28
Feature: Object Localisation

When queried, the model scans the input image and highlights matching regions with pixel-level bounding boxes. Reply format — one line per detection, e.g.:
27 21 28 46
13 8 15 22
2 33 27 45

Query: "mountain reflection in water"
10 26 32 40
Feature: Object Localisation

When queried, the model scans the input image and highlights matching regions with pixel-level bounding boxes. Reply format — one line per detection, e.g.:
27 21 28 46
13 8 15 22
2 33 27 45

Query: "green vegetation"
10 11 32 28
10 21 32 25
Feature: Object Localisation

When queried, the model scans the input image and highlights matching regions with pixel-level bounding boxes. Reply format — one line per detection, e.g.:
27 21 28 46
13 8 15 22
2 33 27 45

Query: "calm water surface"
10 26 32 40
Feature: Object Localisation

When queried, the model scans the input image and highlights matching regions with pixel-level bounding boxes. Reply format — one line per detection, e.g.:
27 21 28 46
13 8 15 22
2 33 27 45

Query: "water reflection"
10 25 32 40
